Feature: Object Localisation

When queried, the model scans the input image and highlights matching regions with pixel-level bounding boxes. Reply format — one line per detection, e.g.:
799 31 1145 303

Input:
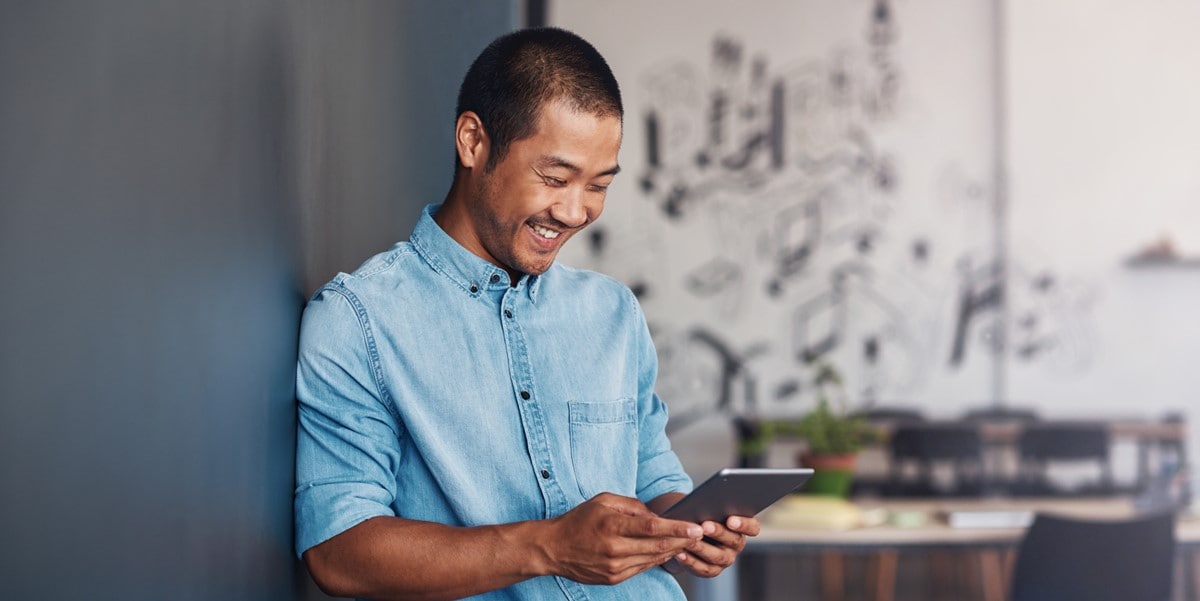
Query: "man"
294 27 759 600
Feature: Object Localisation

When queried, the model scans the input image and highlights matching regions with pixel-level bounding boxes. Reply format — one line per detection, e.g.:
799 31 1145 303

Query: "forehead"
515 99 622 168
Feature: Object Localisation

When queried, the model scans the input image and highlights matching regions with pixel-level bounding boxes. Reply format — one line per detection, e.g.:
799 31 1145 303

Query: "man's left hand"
667 515 760 578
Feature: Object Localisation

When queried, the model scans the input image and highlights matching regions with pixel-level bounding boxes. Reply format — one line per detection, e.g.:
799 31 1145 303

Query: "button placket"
499 289 568 516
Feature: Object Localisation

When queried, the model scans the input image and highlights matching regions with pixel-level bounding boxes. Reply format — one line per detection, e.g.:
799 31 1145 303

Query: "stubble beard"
471 174 555 278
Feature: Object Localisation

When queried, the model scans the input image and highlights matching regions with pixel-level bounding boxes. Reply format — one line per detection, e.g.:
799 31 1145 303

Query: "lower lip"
527 224 562 251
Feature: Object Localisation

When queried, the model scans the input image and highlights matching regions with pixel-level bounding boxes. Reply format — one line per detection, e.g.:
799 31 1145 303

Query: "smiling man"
294 27 759 601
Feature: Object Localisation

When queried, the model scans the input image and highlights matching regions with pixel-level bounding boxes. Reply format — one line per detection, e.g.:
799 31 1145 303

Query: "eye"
544 176 567 188
587 184 609 193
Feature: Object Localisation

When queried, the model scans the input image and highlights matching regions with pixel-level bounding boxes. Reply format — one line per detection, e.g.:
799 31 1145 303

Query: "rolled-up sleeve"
294 285 403 557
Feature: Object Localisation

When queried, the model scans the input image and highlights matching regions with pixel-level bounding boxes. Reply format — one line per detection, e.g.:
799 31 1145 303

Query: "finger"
630 514 704 541
605 545 696 581
673 546 728 578
603 517 701 558
699 520 746 552
683 534 738 569
585 556 661 586
726 515 761 537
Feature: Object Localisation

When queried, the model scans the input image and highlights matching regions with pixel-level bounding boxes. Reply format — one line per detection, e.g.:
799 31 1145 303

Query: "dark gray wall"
292 2 521 294
0 2 516 599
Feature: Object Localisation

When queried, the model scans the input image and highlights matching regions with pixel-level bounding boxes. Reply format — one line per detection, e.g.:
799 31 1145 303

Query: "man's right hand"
535 492 704 585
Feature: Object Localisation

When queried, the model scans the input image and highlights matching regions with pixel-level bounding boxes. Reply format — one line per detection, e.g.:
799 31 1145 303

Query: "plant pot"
798 452 859 497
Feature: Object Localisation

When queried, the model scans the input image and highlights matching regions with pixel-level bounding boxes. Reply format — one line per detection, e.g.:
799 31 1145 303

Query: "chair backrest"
890 423 983 461
887 423 985 495
851 405 926 424
1009 511 1176 601
1018 423 1109 460
1016 422 1114 495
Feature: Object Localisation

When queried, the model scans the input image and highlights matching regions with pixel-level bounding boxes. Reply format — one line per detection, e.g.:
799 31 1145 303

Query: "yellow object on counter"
763 494 864 530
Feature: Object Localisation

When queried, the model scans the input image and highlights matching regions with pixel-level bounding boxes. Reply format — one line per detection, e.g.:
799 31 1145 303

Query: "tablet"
660 467 814 524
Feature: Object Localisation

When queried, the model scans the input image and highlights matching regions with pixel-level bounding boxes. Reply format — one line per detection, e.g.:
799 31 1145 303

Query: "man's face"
466 99 622 280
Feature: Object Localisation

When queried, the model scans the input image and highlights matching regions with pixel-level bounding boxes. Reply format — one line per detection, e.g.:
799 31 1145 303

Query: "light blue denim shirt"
295 204 693 601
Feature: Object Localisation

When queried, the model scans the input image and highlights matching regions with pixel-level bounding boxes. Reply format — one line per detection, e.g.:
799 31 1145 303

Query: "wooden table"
691 497 1200 601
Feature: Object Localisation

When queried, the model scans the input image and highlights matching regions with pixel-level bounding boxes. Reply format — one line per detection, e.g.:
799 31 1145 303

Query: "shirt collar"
410 203 543 303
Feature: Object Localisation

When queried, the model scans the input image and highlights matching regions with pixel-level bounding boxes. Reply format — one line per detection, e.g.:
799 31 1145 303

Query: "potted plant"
734 359 875 496
793 359 876 496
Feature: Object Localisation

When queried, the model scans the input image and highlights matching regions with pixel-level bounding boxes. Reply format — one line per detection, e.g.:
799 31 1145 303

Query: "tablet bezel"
659 467 814 524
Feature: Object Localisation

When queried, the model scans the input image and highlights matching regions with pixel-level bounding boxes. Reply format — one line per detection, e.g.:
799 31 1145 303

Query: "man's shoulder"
307 241 429 309
315 242 421 297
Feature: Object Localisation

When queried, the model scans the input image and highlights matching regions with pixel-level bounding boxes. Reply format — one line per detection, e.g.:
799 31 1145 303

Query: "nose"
549 189 589 229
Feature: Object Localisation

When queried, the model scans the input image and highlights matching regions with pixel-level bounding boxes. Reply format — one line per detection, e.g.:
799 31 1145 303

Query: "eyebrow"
537 155 621 177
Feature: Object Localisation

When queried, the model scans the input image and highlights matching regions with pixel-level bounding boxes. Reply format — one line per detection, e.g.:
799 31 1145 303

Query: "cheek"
586 197 606 222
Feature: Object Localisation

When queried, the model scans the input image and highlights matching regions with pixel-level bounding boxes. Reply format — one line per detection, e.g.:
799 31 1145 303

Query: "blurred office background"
1 1 1198 600
548 0 1200 485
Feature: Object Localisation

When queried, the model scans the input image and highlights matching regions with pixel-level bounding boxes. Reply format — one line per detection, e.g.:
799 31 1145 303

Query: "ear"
454 111 488 170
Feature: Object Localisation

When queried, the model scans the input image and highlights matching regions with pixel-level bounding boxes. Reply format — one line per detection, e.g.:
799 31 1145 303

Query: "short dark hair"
455 27 622 172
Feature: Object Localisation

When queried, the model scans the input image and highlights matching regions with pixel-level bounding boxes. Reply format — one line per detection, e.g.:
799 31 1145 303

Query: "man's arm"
646 491 685 515
304 493 703 601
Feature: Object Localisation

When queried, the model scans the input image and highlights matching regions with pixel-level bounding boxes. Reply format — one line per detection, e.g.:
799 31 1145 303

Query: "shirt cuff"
636 451 693 504
294 481 395 558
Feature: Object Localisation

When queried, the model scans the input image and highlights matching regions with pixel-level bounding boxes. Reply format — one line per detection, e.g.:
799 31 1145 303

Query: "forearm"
304 515 552 601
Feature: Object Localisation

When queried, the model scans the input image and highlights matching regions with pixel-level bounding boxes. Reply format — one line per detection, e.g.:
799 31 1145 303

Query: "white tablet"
660 467 814 524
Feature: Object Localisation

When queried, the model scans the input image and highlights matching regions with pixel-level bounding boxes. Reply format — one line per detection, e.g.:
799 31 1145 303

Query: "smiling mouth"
528 223 561 240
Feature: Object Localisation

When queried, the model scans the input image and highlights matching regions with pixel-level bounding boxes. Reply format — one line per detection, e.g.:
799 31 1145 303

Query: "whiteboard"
552 0 1001 428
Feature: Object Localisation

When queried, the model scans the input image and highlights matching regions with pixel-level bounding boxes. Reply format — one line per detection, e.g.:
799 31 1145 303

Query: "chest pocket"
569 398 638 500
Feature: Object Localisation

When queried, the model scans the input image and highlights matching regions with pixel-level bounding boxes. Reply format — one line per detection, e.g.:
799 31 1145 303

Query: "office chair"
1009 511 1176 601
885 423 986 496
1014 423 1115 496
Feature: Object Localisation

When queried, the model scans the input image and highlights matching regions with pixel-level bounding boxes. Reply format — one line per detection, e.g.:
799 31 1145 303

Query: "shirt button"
490 274 501 284
520 390 530 400
541 469 551 479
469 285 478 293
504 309 513 318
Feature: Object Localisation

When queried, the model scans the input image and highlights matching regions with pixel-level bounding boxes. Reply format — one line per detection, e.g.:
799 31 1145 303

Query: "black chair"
851 405 926 424
845 406 926 496
1014 423 1115 496
960 406 1039 493
885 423 986 496
1009 511 1176 601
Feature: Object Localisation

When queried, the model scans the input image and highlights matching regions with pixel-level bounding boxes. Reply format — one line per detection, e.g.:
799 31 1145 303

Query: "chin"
518 259 555 276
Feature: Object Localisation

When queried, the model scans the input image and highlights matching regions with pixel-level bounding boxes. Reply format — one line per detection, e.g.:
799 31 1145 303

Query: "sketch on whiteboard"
624 17 937 411
1008 264 1099 374
654 326 773 434
949 255 1005 368
560 1 1098 431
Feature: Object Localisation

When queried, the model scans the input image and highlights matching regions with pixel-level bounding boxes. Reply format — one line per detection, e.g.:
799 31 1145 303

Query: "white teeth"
530 224 560 239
